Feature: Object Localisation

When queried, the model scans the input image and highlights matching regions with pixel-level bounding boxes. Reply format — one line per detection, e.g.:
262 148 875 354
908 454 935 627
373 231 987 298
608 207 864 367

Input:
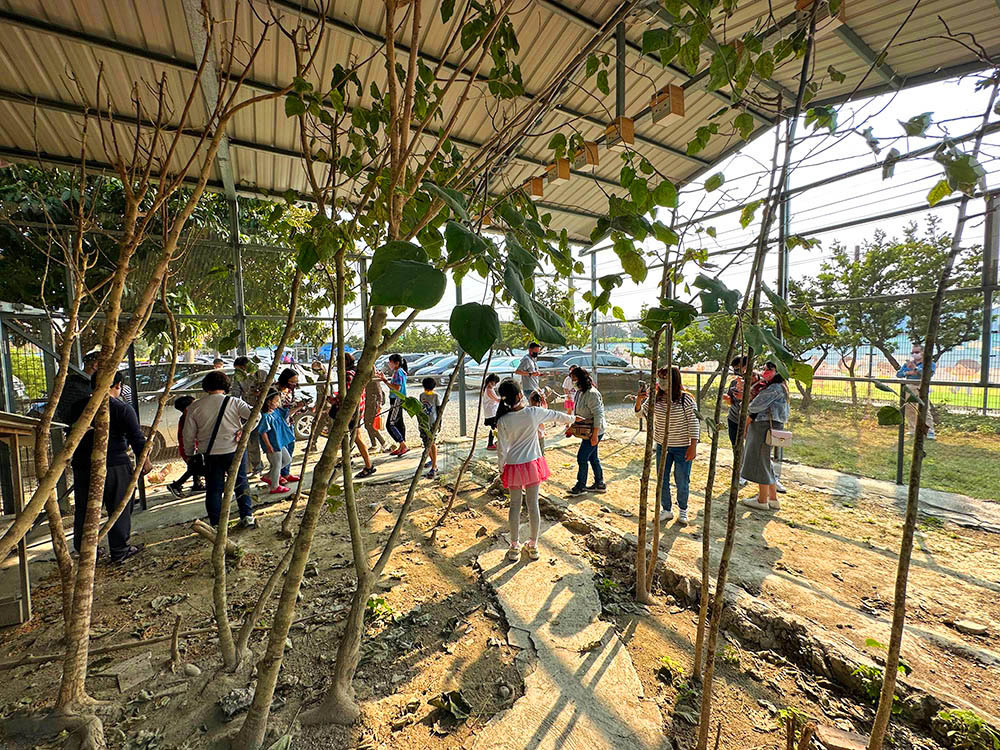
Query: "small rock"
475 525 488 538
832 570 843 581
284 637 293 651
561 518 592 535
184 663 202 677
815 724 869 750
305 561 320 578
756 698 777 715
600 506 611 513
498 683 512 699
218 687 254 721
954 619 988 636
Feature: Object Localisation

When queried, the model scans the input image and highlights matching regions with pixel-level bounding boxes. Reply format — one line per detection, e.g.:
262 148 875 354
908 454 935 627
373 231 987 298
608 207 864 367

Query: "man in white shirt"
182 370 257 528
515 342 542 399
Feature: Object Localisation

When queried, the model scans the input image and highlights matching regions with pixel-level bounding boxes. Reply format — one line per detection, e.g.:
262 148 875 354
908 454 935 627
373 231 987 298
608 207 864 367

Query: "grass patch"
784 400 1000 502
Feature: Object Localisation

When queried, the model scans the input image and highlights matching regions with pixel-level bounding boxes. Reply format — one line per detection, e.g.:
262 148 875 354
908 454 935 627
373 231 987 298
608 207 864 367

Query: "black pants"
387 399 405 443
173 464 204 490
73 462 133 558
728 417 740 447
204 451 252 526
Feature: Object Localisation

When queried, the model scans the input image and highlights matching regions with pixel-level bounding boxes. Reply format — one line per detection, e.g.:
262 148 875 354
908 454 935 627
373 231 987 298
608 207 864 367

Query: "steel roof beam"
0 88 621 191
180 0 236 200
834 24 902 87
0 146 597 238
538 0 777 124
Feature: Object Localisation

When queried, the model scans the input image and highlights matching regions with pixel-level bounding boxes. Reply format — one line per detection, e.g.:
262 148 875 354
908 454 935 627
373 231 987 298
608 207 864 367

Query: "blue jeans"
655 444 692 512
204 451 253 526
575 434 604 489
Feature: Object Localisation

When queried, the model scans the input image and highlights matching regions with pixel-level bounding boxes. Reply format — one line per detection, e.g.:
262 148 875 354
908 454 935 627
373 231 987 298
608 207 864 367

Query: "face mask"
657 377 670 391
761 369 776 383
529 351 539 359
911 351 922 363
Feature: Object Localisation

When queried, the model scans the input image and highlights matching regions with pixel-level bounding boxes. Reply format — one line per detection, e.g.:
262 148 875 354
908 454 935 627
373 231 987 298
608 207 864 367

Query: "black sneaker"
424 469 436 479
110 543 144 564
192 480 205 493
357 466 376 479
567 486 587 496
167 483 183 499
587 483 607 494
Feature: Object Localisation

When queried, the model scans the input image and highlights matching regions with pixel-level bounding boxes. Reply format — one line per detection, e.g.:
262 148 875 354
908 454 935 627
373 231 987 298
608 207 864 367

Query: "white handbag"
765 420 793 447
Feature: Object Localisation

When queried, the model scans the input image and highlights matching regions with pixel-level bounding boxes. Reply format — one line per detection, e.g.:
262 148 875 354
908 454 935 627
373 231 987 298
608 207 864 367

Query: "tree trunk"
867 78 999 750
643 325 673 597
634 331 660 603
56 398 109 713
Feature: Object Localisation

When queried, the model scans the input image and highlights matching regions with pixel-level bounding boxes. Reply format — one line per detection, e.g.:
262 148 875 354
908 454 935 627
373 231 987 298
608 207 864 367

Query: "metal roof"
0 0 996 243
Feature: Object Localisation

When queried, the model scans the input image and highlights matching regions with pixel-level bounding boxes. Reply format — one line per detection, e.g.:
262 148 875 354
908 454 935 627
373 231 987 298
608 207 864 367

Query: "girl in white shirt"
562 364 578 412
482 373 501 451
485 379 575 561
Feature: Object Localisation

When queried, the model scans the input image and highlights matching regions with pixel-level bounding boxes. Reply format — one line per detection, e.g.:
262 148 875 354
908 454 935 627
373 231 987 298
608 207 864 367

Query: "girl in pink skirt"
486 379 576 561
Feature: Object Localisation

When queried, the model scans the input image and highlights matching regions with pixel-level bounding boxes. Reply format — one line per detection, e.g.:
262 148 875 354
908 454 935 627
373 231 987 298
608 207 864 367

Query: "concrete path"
474 523 665 750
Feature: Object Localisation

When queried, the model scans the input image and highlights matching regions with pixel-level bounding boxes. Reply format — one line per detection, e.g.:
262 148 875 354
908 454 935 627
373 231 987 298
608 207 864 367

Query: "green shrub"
932 709 1000 749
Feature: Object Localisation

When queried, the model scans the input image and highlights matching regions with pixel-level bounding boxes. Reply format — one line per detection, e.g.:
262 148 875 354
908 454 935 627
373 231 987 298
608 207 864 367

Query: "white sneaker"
741 498 771 511
659 509 673 522
768 498 781 510
239 515 257 529
739 478 748 488
775 480 787 494
677 509 689 525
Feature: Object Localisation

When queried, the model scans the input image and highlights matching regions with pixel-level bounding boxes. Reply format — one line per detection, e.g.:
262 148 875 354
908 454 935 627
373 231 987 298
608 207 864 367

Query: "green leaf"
612 234 648 284
369 260 447 310
640 299 698 333
368 240 427 283
503 261 566 345
867 379 898 396
284 95 306 117
612 305 626 322
789 361 813 387
548 132 567 159
652 181 678 207
862 126 880 155
693 273 739 314
942 152 986 195
739 199 762 228
217 328 242 352
444 221 488 264
755 51 774 79
295 237 321 273
705 226 717 238
619 165 636 188
805 105 837 134
679 39 700 76
585 54 599 77
596 70 610 96
900 112 933 137
449 303 500 362
829 0 843 13
461 18 486 51
761 282 789 315
877 405 904 426
642 28 671 54
734 112 754 139
882 148 901 179
704 172 725 192
927 179 952 207
496 201 524 229
659 37 681 67
264 734 293 750
826 65 847 83
652 221 679 246
440 0 455 23
422 182 469 222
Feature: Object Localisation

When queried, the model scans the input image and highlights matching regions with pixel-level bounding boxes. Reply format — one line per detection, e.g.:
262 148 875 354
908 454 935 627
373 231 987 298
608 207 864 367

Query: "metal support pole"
456 282 467 437
615 22 626 119
0 315 15 412
590 253 598 378
774 111 795 470
127 344 147 510
981 192 999 415
229 198 248 356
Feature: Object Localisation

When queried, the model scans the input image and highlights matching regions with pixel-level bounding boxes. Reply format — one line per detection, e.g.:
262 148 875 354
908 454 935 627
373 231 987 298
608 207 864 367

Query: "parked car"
413 354 485 388
464 355 523 391
408 353 450 375
535 350 640 399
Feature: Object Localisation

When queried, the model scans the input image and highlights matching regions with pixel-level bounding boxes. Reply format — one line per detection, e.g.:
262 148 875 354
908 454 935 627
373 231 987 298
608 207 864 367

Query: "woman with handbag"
486 379 576 561
567 367 607 496
741 362 790 511
635 366 700 525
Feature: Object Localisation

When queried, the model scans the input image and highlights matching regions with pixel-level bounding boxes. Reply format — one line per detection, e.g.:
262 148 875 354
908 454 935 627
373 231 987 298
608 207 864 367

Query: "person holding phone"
897 342 936 440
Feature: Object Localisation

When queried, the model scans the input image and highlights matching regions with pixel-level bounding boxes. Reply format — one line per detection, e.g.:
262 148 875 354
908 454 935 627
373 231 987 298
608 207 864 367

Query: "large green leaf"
422 182 469 222
877 405 903 426
504 261 565 345
693 274 739 314
369 260 446 310
927 179 952 207
762 282 789 315
450 303 500 362
900 112 933 137
368 241 427 283
640 299 698 333
704 172 725 192
444 221 489 264
788 361 813 387
652 181 678 207
612 234 648 284
739 199 763 228
642 28 671 54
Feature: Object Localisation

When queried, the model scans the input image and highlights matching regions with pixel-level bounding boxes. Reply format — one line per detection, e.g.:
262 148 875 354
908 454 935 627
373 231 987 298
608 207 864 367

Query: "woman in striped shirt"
635 366 700 525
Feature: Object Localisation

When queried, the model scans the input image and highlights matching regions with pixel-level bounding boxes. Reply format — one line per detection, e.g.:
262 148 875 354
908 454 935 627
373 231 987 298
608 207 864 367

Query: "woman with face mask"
634 366 700 525
741 361 790 511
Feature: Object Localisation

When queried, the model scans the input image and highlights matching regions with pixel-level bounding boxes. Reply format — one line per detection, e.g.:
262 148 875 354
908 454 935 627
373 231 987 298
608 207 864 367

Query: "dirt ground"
0 424 997 749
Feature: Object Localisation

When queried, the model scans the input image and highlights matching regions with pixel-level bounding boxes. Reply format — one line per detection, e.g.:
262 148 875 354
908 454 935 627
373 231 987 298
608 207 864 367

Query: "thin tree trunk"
643 325 673 594
635 330 660 603
692 326 741 680
56 397 109 712
867 78 999 750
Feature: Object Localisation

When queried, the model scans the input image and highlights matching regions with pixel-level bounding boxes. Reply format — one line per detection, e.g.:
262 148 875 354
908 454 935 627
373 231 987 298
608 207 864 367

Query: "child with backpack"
419 377 441 479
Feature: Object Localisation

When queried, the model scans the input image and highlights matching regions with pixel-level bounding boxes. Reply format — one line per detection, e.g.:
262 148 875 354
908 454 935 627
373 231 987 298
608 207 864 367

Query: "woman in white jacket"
486 378 576 561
